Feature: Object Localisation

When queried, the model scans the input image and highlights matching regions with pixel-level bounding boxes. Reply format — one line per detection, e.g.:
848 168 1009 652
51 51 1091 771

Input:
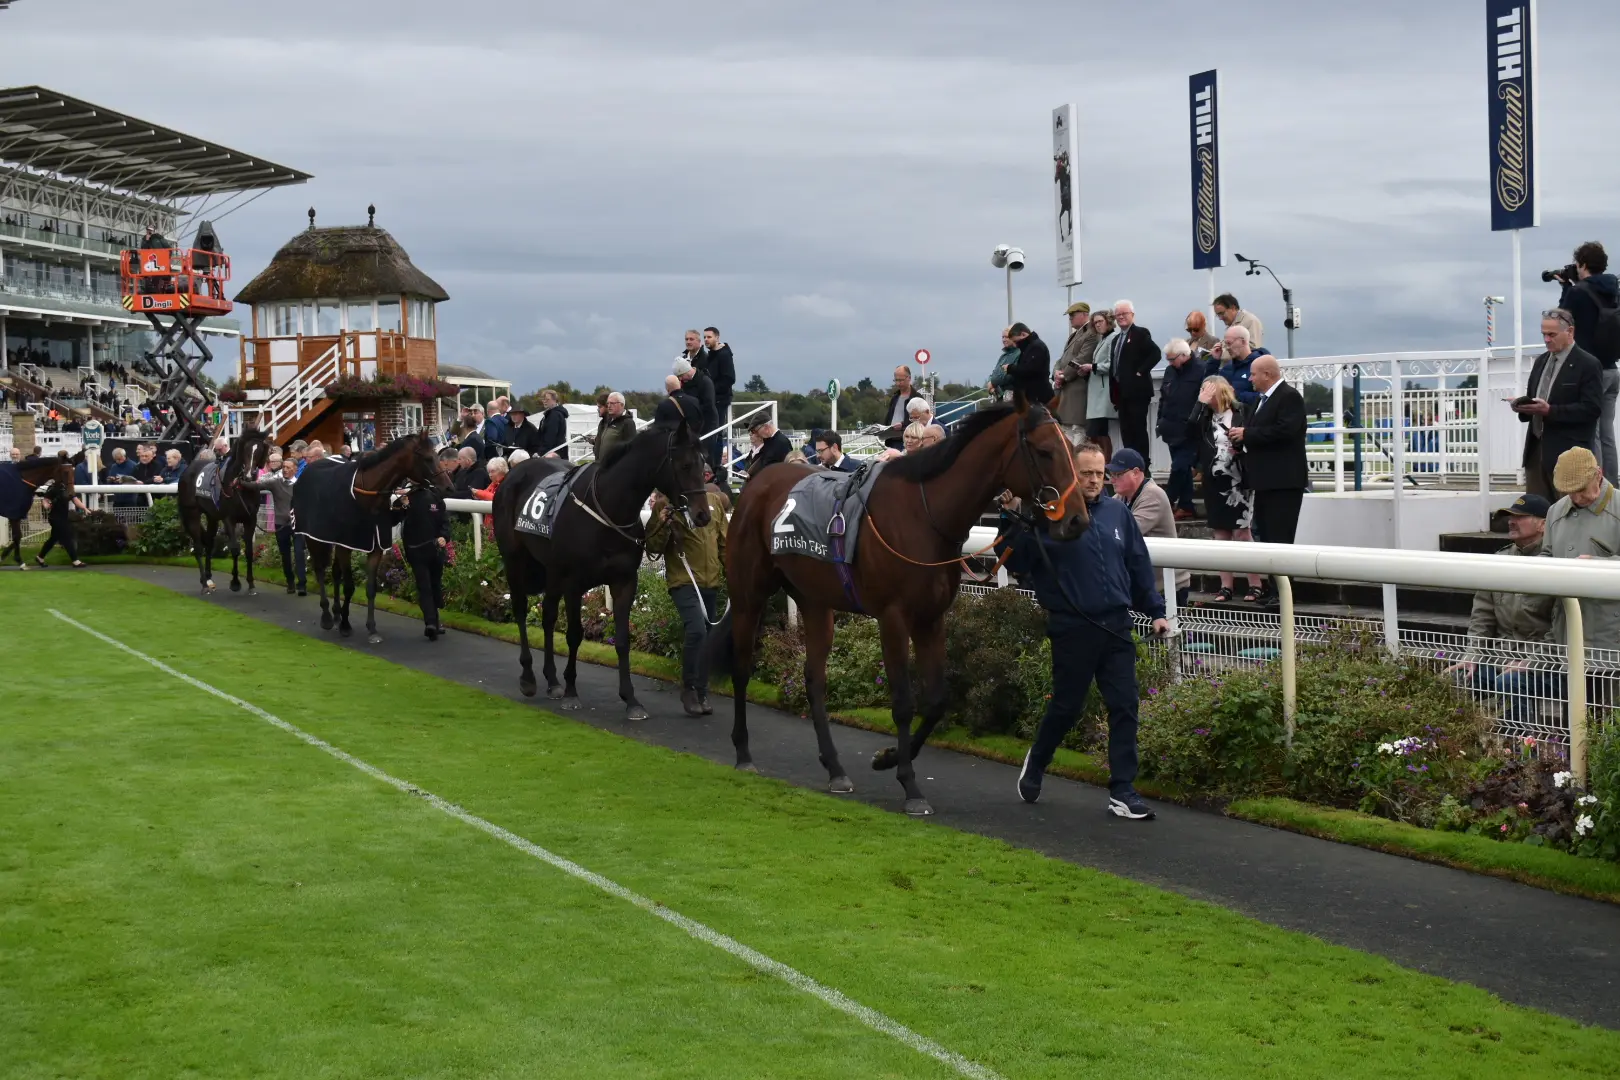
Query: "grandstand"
0 86 308 434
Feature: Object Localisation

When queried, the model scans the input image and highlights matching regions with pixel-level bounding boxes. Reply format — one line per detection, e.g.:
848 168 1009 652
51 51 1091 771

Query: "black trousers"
275 524 306 588
1116 399 1152 467
1026 621 1140 794
39 520 77 562
669 584 718 690
1251 488 1304 546
2 521 21 564
407 545 445 628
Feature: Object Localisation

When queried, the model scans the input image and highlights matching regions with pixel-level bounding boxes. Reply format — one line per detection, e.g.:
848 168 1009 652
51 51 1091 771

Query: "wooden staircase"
230 339 343 445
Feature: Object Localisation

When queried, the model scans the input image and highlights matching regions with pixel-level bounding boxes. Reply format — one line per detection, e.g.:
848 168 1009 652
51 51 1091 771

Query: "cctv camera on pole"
991 244 1026 323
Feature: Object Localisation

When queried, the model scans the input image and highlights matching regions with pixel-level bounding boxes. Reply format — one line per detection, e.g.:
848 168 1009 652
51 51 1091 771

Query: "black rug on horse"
0 463 36 521
292 458 390 552
513 464 585 539
770 464 884 563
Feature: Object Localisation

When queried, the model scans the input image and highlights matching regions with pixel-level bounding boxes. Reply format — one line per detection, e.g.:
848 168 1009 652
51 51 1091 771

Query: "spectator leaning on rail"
1555 241 1620 482
243 455 305 595
1213 293 1264 349
1051 301 1094 429
1545 448 1620 665
987 326 1021 401
995 442 1168 819
1107 448 1190 608
1514 308 1602 500
647 486 729 716
1444 494 1559 728
1155 338 1204 521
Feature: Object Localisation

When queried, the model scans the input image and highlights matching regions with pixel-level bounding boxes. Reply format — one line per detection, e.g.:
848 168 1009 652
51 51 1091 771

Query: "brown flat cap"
1065 301 1092 316
1553 447 1601 494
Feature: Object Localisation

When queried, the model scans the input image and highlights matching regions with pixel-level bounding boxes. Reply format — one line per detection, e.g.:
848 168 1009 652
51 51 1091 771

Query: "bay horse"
177 429 270 593
293 433 447 643
712 395 1088 816
492 416 710 718
1 451 83 567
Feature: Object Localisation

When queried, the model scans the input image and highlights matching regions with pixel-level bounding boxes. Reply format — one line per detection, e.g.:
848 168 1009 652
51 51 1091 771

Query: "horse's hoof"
339 625 352 639
247 588 257 597
904 798 935 817
625 705 648 721
545 685 564 699
736 762 759 774
872 747 899 771
367 634 382 645
205 579 215 591
519 675 537 698
319 615 334 630
229 580 241 593
829 775 854 794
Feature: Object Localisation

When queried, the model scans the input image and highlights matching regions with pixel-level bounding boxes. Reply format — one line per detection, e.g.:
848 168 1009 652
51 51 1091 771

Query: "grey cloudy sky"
6 1 1616 393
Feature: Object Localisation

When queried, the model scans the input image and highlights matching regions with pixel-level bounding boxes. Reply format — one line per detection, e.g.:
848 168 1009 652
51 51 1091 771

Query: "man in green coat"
594 392 637 461
1545 448 1620 655
647 488 729 716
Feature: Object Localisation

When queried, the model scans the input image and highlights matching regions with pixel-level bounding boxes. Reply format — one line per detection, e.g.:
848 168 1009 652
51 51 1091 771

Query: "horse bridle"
1010 410 1081 527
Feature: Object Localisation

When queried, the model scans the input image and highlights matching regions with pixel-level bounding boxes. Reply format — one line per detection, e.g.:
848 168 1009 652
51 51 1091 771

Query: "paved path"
103 565 1620 1028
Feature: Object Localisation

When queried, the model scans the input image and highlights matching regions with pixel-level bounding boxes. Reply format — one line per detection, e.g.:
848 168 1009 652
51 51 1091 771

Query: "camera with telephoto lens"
1541 263 1579 284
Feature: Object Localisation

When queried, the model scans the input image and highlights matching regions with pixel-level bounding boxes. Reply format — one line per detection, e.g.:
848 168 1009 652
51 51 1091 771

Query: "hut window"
409 299 434 339
270 303 298 336
377 298 401 333
302 301 316 337
346 300 374 332
316 301 341 336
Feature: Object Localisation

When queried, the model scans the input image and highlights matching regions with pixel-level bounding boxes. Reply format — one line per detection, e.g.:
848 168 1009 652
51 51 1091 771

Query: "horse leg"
560 589 587 713
729 603 762 772
908 615 949 760
227 519 242 592
203 516 218 591
311 543 335 630
510 551 537 695
803 606 852 793
338 551 355 637
243 520 257 595
873 611 930 816
364 548 383 644
609 575 645 720
541 587 563 697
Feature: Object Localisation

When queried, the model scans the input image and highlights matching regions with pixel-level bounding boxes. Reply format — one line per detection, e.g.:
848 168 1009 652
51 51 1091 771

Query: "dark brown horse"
1 452 83 566
177 429 271 593
492 416 710 717
712 396 1087 816
292 433 448 643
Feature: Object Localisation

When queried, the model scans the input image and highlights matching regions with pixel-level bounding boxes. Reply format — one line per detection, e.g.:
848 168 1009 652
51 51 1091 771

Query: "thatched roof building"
235 208 448 305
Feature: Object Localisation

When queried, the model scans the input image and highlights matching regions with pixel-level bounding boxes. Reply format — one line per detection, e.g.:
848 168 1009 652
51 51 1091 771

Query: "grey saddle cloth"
770 463 884 563
291 458 390 552
513 465 585 538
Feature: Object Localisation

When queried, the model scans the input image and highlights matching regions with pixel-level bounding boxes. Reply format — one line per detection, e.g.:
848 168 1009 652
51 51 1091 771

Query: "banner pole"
1512 228 1524 395
1208 268 1216 325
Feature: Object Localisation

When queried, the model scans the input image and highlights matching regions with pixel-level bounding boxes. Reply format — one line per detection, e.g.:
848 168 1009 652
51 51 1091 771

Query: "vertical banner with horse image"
1487 0 1538 231
1052 104 1081 286
1187 69 1224 271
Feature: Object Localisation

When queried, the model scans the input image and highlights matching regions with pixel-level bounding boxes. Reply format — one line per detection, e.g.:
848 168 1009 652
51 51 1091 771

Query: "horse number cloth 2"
514 465 586 539
770 464 884 564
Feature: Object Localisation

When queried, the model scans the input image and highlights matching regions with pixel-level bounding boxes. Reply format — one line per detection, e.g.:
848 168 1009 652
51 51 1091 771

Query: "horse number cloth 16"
770 464 885 563
514 465 586 539
291 458 392 552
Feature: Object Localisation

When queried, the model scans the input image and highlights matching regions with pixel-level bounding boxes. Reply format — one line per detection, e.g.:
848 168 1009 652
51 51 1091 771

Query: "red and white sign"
914 349 931 366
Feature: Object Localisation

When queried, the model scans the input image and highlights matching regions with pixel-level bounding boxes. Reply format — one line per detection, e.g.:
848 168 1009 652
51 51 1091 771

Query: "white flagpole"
1512 228 1523 394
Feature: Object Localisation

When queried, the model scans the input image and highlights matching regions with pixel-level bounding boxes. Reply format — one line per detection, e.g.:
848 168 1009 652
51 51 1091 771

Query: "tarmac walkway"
105 564 1620 1028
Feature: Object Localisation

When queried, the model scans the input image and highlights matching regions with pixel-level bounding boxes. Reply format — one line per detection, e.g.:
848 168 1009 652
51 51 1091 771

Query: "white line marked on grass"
48 609 1004 1080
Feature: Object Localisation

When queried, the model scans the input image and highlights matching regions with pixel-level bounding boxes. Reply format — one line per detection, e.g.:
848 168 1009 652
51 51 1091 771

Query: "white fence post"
1278 574 1296 747
1332 365 1345 493
1382 582 1400 656
1566 598 1589 786
472 513 483 560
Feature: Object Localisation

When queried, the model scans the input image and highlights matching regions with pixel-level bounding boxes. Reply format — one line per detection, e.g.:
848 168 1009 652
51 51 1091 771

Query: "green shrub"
944 588 1049 735
129 497 188 556
74 510 127 556
1576 720 1620 861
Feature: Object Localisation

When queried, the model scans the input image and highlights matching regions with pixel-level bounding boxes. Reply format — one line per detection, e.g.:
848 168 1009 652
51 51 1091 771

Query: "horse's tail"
703 609 736 683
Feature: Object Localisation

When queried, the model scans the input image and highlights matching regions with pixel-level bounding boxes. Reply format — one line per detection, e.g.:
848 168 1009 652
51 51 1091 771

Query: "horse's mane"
353 433 421 470
882 405 1017 482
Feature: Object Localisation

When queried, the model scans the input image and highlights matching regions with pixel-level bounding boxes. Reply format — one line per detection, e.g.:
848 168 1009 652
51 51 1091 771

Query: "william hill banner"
1487 0 1538 231
1187 70 1223 270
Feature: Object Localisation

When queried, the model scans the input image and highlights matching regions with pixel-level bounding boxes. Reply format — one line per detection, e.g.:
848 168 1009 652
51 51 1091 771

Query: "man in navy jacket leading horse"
996 441 1168 820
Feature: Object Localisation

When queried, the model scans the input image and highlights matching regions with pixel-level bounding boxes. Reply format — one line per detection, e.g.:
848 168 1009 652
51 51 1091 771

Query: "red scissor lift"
119 220 232 443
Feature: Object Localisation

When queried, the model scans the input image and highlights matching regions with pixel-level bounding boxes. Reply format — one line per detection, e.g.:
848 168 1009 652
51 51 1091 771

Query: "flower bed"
323 372 459 401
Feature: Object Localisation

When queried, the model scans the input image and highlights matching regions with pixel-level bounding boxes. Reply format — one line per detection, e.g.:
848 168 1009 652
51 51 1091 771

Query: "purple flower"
1147 687 1159 696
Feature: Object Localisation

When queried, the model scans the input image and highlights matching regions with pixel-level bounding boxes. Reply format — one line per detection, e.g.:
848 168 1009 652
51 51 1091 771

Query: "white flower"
480 580 489 586
503 593 511 601
1576 815 1595 836
1578 794 1599 807
1377 742 1395 754
1553 771 1573 789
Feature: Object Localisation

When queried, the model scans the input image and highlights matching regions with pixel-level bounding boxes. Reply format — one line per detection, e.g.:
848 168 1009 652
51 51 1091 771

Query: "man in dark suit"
1231 355 1308 601
1515 308 1603 499
654 375 701 428
456 419 486 462
1005 323 1054 405
674 357 718 450
1108 300 1162 466
741 412 791 484
815 430 859 472
535 388 570 457
701 327 736 469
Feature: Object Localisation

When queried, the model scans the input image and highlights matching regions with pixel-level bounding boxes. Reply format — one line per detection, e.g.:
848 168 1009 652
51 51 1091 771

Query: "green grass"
2 573 1617 1077
1228 798 1620 904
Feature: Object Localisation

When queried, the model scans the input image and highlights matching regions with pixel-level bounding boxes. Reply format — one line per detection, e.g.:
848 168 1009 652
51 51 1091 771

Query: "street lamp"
1234 253 1300 358
990 244 1025 324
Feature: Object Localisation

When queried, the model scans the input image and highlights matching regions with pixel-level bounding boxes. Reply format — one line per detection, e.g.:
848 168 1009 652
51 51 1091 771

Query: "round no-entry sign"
914 349 931 366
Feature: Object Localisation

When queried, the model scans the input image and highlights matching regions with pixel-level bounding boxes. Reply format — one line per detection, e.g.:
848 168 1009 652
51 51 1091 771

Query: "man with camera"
1547 242 1620 481
1514 309 1602 500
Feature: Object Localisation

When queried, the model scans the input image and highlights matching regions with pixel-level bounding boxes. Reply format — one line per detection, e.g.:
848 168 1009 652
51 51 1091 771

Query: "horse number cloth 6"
514 465 586 539
769 464 885 563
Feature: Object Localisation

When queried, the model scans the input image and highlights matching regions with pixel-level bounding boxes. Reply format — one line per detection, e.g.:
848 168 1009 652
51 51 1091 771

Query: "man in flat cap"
1052 300 1094 430
1545 447 1620 661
